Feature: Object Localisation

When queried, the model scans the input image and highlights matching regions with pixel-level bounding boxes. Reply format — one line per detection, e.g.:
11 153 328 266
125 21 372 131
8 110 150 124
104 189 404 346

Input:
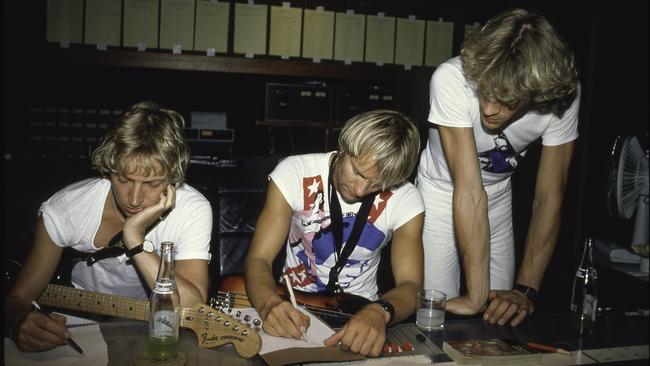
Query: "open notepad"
234 306 369 366
235 305 336 354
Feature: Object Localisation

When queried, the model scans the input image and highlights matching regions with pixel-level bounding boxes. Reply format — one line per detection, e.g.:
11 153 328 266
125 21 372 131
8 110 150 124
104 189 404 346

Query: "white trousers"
417 177 515 298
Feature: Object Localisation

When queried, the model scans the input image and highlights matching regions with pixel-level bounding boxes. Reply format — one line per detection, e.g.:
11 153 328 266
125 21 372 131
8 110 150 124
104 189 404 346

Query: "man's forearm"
175 276 207 306
454 190 490 309
4 295 30 335
244 257 284 318
378 280 420 324
517 197 563 289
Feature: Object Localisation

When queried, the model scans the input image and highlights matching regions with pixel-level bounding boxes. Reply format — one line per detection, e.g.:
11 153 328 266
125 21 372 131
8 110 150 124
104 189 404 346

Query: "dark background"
3 1 648 312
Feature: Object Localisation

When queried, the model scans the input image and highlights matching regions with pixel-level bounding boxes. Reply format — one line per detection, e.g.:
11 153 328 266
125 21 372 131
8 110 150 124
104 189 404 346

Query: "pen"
31 301 84 355
527 341 571 355
283 274 307 343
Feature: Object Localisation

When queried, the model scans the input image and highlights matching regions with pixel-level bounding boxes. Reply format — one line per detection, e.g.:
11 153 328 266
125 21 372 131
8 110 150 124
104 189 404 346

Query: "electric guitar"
37 283 262 358
211 275 371 328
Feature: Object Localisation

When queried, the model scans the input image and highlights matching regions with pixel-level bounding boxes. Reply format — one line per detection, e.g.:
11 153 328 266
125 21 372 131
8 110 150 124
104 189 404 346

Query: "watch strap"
126 240 152 258
125 244 143 258
514 284 538 302
372 299 395 324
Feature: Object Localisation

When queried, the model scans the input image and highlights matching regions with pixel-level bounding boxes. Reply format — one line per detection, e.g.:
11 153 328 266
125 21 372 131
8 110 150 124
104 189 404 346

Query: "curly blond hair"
461 8 579 116
91 101 189 184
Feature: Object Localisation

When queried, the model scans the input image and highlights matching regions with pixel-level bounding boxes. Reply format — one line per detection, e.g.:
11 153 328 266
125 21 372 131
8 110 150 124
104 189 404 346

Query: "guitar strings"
221 291 354 318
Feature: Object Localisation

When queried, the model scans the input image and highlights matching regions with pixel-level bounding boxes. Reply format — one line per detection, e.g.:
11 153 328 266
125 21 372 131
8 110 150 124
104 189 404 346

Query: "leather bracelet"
514 284 538 302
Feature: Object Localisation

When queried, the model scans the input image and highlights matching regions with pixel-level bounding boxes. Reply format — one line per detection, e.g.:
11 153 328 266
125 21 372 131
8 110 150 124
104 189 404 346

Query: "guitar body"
218 275 371 328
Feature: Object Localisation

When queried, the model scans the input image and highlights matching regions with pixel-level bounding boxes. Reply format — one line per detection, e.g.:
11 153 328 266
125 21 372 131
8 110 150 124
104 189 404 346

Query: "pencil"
31 301 84 355
527 341 571 355
283 275 307 343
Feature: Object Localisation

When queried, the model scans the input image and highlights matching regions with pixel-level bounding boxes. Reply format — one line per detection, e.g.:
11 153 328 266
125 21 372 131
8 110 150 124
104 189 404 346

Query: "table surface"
95 310 648 365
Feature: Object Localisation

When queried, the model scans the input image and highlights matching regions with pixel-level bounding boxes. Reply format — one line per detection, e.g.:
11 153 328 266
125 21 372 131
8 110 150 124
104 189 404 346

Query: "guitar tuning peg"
236 310 242 318
252 319 262 327
243 314 251 322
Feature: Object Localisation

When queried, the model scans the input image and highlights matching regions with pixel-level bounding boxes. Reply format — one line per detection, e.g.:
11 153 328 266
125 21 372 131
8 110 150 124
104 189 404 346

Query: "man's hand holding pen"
259 275 311 341
8 300 83 354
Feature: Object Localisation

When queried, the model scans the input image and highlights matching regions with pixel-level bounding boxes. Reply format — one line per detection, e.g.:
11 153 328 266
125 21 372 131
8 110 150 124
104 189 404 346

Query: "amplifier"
265 82 333 123
335 84 399 124
185 128 234 143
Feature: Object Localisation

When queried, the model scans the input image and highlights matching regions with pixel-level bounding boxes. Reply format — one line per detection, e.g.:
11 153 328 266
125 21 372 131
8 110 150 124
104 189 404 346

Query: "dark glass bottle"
570 238 598 335
148 241 180 360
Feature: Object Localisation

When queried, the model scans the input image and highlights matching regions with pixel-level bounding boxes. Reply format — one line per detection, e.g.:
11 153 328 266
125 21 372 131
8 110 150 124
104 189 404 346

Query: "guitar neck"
38 284 151 321
37 284 263 358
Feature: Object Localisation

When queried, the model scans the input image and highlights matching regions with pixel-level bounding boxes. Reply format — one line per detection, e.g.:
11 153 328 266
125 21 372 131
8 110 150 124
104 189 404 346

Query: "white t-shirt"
418 56 580 190
270 152 425 301
39 178 212 299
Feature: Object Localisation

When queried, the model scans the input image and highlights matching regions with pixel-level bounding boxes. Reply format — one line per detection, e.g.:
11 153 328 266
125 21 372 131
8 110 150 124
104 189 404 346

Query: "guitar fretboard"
38 284 150 321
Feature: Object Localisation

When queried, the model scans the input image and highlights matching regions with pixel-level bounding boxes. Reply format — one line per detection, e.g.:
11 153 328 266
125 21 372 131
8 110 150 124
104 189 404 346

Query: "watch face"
143 240 154 253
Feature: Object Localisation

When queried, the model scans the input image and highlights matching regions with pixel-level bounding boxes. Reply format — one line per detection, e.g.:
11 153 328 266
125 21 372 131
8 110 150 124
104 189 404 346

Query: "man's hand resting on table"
323 303 388 357
483 289 534 326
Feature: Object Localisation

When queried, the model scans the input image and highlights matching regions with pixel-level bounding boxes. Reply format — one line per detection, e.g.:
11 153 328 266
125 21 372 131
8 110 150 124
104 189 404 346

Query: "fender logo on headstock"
200 333 245 344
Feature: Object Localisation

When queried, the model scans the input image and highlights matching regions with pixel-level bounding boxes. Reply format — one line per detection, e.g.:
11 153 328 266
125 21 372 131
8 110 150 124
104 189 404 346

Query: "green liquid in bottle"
147 335 178 361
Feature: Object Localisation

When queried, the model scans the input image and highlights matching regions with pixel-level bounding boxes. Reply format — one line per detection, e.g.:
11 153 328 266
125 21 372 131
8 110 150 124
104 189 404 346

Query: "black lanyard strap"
326 156 377 294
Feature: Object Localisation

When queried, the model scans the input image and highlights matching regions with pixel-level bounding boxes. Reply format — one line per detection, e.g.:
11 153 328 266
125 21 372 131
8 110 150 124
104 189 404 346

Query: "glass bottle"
570 237 598 335
148 241 181 360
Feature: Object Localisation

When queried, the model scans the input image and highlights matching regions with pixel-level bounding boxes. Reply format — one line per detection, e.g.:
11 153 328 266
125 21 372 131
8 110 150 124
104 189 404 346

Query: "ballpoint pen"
527 341 571 355
283 274 308 343
31 301 84 355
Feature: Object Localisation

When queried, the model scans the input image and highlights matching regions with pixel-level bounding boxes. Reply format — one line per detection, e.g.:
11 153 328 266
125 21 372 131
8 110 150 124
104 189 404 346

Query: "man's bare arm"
324 213 424 356
438 126 490 315
244 180 309 339
4 217 70 351
484 142 574 326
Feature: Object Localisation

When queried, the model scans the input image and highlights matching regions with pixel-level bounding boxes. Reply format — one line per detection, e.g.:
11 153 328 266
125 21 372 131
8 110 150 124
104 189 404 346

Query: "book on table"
442 338 542 365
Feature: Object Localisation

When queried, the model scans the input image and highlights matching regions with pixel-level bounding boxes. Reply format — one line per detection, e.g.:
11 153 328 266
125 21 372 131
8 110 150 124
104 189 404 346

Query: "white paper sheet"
233 306 336 355
4 323 108 366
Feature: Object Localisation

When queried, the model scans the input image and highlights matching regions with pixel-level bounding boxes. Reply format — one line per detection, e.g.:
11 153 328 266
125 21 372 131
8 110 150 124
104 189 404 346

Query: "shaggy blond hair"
461 8 579 116
91 101 189 184
338 110 420 191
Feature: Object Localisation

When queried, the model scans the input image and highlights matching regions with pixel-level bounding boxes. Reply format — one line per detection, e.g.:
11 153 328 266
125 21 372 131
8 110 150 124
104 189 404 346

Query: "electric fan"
607 134 649 272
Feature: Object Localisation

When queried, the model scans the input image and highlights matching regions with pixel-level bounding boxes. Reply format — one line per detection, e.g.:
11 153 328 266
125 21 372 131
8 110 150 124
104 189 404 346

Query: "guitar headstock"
181 304 261 358
209 291 235 313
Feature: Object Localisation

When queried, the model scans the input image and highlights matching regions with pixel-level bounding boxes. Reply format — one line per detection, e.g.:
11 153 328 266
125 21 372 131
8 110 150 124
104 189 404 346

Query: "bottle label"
153 281 173 294
583 294 597 321
151 310 177 337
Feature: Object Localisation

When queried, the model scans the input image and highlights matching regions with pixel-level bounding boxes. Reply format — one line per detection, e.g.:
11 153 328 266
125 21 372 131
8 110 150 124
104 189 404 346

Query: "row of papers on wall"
47 0 482 68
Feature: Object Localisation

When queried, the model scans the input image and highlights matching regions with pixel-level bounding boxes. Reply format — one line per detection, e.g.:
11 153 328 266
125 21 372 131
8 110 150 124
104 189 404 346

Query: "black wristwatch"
126 240 154 258
372 299 395 324
514 284 538 302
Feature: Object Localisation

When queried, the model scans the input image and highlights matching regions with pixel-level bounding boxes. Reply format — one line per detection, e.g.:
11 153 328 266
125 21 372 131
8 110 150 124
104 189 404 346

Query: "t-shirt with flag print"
269 152 424 301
